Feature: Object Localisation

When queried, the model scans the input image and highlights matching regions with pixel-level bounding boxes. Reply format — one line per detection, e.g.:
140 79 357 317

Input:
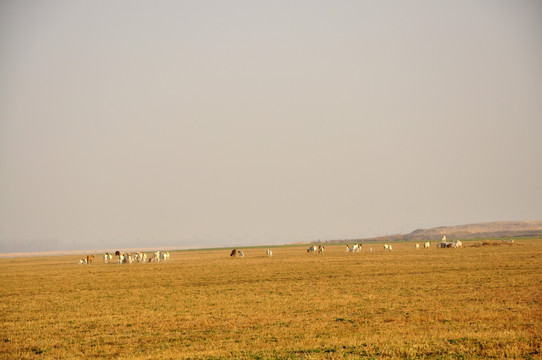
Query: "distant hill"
322 221 542 244
404 221 542 240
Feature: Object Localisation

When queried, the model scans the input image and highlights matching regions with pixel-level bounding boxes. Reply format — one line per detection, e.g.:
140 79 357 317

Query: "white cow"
452 240 462 248
266 249 273 257
159 251 170 261
424 242 431 249
103 253 113 263
114 251 126 264
384 244 392 251
415 243 420 250
79 258 87 265
117 253 133 264
238 251 245 257
150 251 160 262
134 251 147 263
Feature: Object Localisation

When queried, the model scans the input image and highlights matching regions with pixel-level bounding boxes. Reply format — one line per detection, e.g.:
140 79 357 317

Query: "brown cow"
230 249 238 257
86 255 95 264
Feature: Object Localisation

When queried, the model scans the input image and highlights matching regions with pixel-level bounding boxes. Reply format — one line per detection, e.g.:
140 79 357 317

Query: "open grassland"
1 240 541 359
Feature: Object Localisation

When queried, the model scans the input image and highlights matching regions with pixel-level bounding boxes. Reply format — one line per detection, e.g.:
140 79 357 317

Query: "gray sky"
1 1 541 252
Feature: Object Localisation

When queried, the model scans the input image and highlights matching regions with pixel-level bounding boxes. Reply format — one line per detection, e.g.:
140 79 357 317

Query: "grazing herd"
230 249 245 257
345 244 362 252
78 255 94 265
306 245 325 253
229 240 462 258
79 238 467 264
437 240 463 248
79 250 170 265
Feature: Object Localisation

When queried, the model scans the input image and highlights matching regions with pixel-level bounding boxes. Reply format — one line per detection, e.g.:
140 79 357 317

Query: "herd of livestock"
79 237 464 264
78 250 170 265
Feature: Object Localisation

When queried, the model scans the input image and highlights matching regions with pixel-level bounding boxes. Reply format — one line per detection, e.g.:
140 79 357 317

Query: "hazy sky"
1 1 541 252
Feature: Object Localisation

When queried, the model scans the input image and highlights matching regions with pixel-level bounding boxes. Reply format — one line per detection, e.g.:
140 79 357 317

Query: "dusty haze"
1 1 541 252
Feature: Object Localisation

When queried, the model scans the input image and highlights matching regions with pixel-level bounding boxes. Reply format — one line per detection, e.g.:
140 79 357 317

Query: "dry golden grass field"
1 240 541 359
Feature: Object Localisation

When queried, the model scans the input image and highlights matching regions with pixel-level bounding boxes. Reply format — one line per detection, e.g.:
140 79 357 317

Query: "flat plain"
1 240 541 359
